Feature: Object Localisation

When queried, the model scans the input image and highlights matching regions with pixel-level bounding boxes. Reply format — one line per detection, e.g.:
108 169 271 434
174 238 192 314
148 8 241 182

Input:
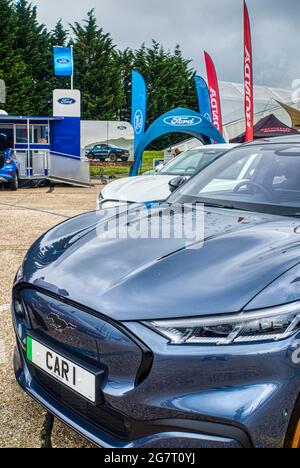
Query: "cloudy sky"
34 0 299 89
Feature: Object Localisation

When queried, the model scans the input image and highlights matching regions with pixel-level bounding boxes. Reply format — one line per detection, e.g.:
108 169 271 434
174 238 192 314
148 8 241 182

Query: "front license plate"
26 336 96 403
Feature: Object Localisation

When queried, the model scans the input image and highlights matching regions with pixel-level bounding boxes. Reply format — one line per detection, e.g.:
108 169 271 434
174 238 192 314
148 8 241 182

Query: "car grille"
29 364 131 440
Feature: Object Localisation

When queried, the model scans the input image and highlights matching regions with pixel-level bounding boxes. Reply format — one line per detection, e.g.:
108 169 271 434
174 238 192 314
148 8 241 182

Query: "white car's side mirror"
155 164 164 172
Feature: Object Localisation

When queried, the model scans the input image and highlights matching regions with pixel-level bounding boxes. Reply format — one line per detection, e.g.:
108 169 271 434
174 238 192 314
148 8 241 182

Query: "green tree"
50 19 69 47
118 47 135 122
71 9 123 120
14 0 53 115
0 0 198 145
0 0 32 114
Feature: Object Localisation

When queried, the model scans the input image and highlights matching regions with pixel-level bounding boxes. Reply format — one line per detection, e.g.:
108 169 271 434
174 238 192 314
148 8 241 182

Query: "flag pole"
244 0 254 142
71 45 74 90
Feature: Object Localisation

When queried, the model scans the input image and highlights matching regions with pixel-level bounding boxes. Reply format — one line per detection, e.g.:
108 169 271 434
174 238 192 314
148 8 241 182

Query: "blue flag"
131 71 147 155
53 47 74 77
195 75 212 122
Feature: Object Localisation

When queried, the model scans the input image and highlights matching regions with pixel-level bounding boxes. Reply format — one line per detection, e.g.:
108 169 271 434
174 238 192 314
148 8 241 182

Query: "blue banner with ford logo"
53 47 74 77
130 107 225 176
195 76 212 122
131 71 147 155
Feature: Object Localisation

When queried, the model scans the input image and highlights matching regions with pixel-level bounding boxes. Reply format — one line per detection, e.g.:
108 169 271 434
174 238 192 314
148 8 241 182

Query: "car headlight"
143 302 300 345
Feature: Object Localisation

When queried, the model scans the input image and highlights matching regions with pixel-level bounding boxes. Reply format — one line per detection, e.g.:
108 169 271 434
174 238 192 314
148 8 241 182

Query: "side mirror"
169 176 187 193
155 163 164 172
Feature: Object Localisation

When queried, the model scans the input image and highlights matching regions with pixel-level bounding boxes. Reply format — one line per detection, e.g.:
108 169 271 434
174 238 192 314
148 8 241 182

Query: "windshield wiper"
196 201 247 211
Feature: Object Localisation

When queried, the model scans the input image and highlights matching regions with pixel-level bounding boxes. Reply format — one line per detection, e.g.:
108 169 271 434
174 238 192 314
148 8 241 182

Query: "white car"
97 144 238 209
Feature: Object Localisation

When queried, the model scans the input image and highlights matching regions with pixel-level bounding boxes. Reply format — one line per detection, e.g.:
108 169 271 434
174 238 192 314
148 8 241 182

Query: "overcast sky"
34 0 300 89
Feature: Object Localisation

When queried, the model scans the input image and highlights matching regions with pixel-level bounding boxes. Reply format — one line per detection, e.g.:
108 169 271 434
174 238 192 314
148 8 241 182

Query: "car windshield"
158 148 226 176
169 144 300 216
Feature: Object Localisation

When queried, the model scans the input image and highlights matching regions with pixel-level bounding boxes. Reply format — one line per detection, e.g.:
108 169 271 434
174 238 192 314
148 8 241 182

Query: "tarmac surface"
0 183 102 448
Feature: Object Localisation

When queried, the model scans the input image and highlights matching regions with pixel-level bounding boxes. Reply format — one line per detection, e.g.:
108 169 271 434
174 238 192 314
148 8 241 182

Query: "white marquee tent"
166 81 300 153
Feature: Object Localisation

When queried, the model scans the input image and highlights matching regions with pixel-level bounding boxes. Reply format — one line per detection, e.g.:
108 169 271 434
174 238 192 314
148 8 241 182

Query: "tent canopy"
275 100 300 130
231 114 299 143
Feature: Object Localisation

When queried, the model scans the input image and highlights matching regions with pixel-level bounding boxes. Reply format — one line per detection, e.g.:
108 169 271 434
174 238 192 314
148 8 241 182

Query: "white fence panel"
48 152 90 186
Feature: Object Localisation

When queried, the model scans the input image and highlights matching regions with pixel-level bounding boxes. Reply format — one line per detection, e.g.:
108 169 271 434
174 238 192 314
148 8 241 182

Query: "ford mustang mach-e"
12 135 300 448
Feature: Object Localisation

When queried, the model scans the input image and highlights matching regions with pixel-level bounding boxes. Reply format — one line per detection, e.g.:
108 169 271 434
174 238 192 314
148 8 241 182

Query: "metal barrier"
14 149 48 178
14 149 90 187
47 151 90 187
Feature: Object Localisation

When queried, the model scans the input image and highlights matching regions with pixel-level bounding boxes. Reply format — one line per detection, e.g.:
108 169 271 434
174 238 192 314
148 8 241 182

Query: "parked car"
12 135 300 448
0 133 20 190
86 144 130 162
98 143 238 209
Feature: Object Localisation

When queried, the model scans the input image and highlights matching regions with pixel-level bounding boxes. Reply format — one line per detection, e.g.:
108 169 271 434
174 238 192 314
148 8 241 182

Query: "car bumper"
12 289 300 449
14 342 250 448
0 166 15 182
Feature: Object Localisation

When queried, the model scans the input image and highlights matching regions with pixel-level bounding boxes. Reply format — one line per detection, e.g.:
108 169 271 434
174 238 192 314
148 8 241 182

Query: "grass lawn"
90 151 164 178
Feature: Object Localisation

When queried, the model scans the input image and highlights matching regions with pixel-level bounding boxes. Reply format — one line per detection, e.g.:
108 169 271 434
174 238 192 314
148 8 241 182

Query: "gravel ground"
0 183 102 448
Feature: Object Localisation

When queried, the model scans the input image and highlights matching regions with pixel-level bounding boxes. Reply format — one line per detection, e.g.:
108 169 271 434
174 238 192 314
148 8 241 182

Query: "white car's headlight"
143 302 300 345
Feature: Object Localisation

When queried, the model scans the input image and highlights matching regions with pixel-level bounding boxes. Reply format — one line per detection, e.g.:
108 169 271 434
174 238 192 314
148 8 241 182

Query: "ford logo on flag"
204 113 212 122
134 110 144 135
57 58 70 64
58 97 76 105
164 116 202 127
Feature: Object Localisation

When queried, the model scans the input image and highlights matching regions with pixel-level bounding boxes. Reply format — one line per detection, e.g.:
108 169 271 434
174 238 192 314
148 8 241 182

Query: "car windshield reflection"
158 149 225 176
169 144 300 216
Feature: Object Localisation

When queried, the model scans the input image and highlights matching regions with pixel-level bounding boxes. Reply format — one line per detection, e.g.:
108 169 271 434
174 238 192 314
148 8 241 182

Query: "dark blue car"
0 133 20 190
12 136 300 448
86 144 130 162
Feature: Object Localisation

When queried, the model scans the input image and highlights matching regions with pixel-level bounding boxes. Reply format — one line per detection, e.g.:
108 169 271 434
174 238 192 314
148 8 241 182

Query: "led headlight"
144 302 300 345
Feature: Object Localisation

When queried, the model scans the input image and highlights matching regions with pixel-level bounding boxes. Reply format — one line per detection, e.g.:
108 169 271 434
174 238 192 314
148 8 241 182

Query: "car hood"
101 175 180 203
22 207 300 321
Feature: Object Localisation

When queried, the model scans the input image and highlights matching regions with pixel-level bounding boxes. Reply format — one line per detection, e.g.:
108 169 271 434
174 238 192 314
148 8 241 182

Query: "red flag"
244 1 254 141
204 51 223 135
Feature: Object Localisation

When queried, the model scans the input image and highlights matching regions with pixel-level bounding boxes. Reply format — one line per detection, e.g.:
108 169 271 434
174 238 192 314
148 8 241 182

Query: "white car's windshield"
158 149 225 176
169 144 300 216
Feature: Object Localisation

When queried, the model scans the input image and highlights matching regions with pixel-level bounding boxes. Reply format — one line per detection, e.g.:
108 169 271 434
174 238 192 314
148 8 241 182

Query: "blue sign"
53 47 74 77
131 71 147 154
58 97 77 105
195 76 212 122
130 107 225 176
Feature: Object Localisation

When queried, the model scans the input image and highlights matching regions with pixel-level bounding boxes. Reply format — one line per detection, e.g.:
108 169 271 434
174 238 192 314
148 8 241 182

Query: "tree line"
0 1 198 147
